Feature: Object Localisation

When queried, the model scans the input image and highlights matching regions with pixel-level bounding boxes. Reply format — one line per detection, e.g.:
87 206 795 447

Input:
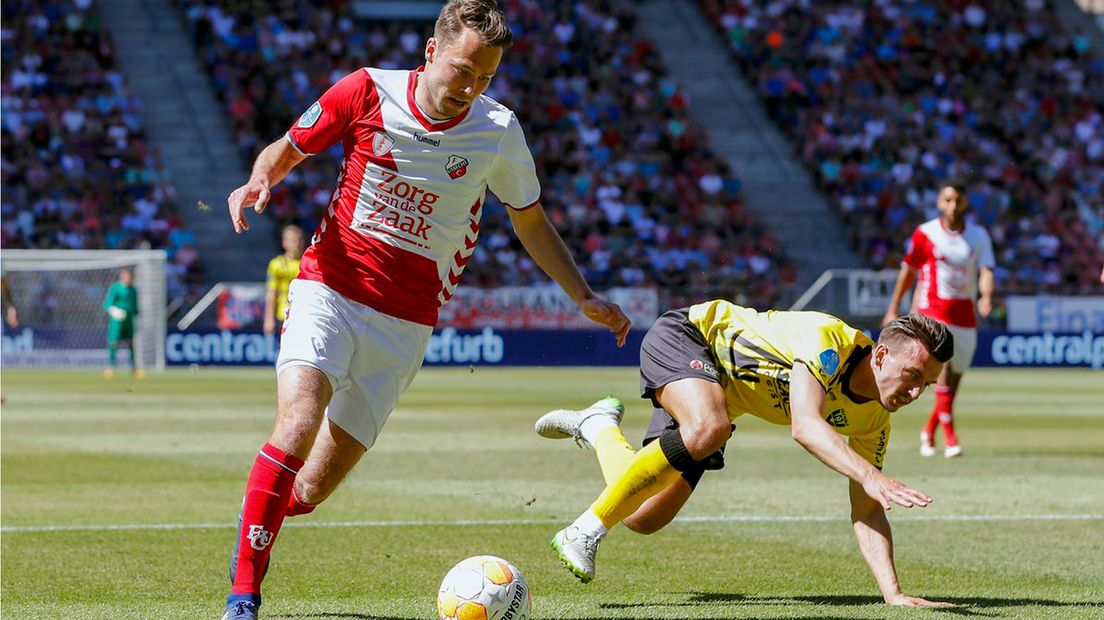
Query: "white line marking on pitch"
2 514 1101 534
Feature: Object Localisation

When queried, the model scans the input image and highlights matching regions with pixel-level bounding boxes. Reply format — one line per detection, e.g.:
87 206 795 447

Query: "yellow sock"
589 438 681 528
593 426 637 485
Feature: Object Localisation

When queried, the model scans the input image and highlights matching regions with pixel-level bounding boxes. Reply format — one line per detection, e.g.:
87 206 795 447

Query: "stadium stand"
176 0 795 309
700 0 1104 297
1 0 205 305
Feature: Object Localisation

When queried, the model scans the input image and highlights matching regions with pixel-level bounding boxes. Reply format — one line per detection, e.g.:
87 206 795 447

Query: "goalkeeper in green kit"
103 268 142 378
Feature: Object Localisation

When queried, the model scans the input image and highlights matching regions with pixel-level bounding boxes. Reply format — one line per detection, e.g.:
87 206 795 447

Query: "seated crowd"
2 0 205 304
701 0 1104 296
178 0 795 309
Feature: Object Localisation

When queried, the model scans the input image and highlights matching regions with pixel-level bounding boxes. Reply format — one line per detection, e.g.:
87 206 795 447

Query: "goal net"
2 250 167 370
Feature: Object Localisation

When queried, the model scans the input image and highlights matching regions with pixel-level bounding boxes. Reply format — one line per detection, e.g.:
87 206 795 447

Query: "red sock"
934 387 957 447
285 486 317 517
231 443 304 596
922 404 940 439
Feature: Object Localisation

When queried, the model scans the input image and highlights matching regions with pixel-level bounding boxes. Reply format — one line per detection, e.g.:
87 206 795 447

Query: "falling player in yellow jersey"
263 225 304 336
536 300 956 608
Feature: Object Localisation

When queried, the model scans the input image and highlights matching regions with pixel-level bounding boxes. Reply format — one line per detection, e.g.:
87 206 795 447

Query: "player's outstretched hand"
886 593 955 608
228 178 272 234
580 298 632 348
862 470 932 510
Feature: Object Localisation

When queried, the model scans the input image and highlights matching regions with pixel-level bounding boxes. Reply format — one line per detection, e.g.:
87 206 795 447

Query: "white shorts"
945 324 978 373
276 279 432 449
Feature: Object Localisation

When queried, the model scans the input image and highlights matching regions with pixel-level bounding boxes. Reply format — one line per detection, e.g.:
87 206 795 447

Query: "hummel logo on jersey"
445 154 469 179
412 132 440 147
246 524 274 551
372 132 395 157
298 101 322 128
826 409 848 428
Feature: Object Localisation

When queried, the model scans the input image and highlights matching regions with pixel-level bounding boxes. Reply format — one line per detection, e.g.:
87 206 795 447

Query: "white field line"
2 513 1101 534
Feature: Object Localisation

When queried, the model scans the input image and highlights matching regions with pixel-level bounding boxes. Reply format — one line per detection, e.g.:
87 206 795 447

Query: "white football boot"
944 444 963 458
551 525 601 583
919 432 937 457
535 396 624 448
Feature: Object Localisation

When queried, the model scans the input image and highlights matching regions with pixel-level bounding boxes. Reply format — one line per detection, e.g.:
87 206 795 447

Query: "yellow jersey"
266 254 300 321
687 300 890 468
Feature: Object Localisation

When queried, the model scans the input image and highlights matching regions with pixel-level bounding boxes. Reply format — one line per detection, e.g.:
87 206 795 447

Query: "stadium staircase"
637 0 862 290
1055 0 1104 55
99 0 275 283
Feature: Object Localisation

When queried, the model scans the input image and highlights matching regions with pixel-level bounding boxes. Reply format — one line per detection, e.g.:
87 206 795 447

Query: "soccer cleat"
221 594 260 620
133 369 146 379
551 526 600 583
228 508 269 585
919 432 936 457
103 368 115 379
944 444 963 458
535 396 624 448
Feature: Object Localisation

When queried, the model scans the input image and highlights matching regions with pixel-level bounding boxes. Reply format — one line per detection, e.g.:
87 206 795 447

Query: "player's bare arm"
882 266 916 327
507 204 631 346
977 266 994 317
789 364 931 510
263 287 278 335
228 136 308 233
849 480 955 607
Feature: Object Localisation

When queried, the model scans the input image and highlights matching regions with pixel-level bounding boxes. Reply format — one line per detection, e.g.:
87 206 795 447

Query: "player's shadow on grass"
281 614 418 620
280 595 1104 620
282 611 855 620
601 592 1104 617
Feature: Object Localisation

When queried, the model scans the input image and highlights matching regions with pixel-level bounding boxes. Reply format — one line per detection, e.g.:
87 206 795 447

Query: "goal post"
1 249 168 370
789 268 911 326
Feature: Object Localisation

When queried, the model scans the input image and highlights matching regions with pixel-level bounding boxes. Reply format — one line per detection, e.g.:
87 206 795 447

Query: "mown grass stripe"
4 513 1101 534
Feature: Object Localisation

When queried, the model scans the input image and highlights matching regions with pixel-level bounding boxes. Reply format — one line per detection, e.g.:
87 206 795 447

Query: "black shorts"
639 309 721 406
638 309 729 487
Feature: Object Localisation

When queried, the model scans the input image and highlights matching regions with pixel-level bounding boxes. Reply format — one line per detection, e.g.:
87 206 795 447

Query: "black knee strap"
659 428 698 472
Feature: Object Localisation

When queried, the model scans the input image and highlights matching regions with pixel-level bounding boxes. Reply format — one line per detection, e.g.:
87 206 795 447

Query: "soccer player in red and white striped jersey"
219 2 631 618
883 182 995 459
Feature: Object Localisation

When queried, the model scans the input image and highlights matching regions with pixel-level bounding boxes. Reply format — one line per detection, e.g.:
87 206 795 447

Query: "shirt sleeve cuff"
508 198 541 211
285 132 312 157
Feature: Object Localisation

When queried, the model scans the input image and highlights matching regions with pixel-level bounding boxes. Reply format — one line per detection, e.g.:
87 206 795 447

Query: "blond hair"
434 0 513 48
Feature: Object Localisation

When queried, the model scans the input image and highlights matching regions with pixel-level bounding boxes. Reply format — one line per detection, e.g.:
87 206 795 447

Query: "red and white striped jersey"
285 67 540 326
902 218 995 328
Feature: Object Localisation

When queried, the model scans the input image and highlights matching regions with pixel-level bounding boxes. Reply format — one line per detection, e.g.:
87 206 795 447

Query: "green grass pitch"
2 367 1102 619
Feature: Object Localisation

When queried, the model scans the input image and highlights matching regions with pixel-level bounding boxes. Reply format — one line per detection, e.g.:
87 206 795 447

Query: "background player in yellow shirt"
537 301 954 607
263 225 304 336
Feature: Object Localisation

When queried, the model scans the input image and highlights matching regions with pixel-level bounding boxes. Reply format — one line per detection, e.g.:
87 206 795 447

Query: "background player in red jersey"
219 1 631 618
883 181 995 458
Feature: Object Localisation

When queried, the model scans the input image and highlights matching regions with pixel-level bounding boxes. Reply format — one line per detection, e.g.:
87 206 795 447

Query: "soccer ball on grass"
436 555 532 620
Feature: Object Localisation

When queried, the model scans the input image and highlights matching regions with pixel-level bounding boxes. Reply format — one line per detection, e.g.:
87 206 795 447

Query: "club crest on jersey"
825 408 848 428
372 132 395 157
445 154 469 179
298 101 322 128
